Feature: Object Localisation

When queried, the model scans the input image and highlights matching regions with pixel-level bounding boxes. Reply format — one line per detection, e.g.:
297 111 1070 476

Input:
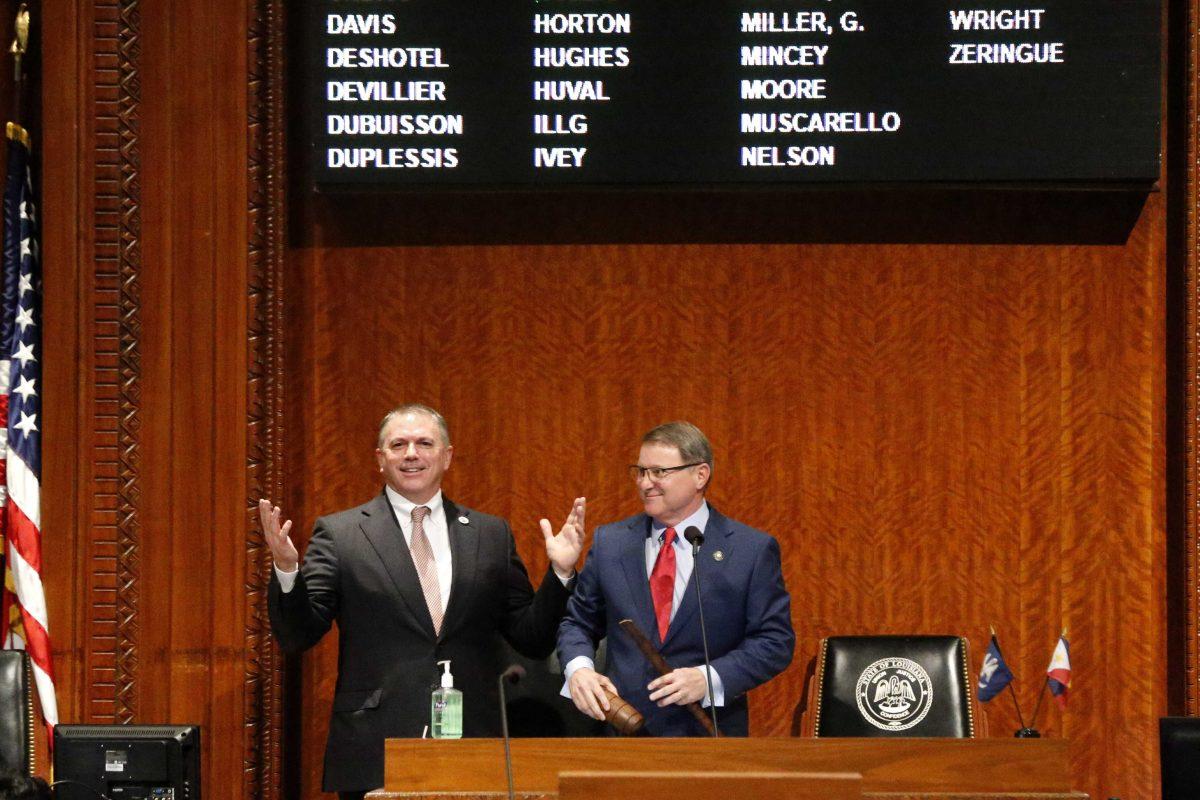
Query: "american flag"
0 123 57 730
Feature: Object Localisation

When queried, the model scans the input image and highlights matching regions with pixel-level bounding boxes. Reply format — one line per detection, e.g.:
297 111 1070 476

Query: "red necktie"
650 527 677 641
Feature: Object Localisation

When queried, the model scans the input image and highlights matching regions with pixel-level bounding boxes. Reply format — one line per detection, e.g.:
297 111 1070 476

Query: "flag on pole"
1046 635 1071 708
0 121 57 731
977 635 1015 702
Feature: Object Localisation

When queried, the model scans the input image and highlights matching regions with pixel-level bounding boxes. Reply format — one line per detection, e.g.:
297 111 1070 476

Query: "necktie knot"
412 505 429 524
662 527 677 548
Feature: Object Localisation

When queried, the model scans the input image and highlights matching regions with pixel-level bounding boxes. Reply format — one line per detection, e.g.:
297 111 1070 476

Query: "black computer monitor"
53 725 200 800
1160 717 1200 800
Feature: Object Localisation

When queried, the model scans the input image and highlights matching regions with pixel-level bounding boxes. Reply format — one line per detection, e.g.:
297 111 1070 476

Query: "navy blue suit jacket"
557 506 794 736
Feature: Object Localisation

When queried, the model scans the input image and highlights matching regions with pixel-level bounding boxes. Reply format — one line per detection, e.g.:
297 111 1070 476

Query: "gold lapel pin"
458 516 470 525
713 551 724 562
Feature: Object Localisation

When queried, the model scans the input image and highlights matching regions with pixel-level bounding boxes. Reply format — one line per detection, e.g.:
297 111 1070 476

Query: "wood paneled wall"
284 197 1165 800
32 2 1197 800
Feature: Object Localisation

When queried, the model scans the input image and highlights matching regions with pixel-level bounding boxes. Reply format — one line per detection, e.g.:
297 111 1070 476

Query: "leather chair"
0 649 34 774
500 639 607 737
800 635 984 738
1160 717 1200 800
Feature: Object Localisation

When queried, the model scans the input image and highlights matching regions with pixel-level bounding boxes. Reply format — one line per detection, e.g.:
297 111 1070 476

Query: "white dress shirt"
383 486 454 610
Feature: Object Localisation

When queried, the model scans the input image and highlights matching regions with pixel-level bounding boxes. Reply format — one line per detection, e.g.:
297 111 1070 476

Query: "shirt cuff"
274 563 298 593
560 656 595 699
693 666 725 707
553 567 576 585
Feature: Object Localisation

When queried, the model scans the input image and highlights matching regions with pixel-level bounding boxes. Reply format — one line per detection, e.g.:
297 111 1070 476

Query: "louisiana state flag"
1046 636 1071 707
977 635 1014 702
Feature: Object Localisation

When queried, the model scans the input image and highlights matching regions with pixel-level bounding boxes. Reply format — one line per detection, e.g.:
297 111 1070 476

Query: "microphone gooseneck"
683 525 719 736
498 664 525 800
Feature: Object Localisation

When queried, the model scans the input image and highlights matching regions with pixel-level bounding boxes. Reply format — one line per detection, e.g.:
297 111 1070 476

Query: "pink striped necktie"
409 505 443 634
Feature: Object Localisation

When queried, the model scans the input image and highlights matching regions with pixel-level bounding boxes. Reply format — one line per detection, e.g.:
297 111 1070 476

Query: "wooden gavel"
619 618 717 736
601 688 644 735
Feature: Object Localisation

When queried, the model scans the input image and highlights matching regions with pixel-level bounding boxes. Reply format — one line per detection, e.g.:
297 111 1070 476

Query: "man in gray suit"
261 404 583 799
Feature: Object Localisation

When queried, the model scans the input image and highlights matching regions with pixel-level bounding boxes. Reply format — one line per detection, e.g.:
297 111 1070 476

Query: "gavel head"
603 689 645 736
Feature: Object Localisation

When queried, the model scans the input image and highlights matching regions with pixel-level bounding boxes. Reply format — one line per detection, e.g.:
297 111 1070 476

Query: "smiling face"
375 411 453 504
635 441 709 527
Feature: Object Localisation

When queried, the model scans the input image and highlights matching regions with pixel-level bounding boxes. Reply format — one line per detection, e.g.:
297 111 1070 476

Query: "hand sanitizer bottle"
431 659 462 739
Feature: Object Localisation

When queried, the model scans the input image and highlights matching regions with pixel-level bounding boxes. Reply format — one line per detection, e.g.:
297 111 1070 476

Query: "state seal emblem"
854 657 934 731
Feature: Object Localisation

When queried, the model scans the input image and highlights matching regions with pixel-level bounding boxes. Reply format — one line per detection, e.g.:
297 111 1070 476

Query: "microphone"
498 664 525 800
684 525 719 736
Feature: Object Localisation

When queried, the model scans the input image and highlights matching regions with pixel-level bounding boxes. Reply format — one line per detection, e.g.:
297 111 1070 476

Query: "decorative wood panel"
42 0 286 797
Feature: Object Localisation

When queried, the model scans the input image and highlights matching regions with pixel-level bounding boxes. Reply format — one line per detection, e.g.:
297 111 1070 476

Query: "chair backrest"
1160 717 1200 800
810 635 978 738
0 649 33 774
499 640 607 738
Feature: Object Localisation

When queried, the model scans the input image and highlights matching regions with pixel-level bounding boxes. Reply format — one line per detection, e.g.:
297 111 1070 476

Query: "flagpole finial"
10 4 28 55
9 3 28 93
989 623 996 636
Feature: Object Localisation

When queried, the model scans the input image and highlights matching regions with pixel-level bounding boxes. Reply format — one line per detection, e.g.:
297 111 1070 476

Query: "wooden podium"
558 771 863 800
374 738 1085 800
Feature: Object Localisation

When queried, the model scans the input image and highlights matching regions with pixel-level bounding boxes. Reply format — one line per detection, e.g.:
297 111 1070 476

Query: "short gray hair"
377 403 451 447
641 421 713 473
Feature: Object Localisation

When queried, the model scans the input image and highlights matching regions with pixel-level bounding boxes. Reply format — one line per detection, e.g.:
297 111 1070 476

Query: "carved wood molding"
1188 0 1200 717
114 0 143 728
245 0 285 797
90 0 142 725
1185 0 1195 719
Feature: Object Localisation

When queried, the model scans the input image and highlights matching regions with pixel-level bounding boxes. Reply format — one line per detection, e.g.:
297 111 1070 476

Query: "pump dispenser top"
431 659 462 739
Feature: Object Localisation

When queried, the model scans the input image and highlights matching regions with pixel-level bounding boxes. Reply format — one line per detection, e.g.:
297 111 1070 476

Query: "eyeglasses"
628 462 705 482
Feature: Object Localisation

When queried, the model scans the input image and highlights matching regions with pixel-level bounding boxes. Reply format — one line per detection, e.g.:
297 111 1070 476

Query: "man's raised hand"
541 496 586 578
258 499 298 573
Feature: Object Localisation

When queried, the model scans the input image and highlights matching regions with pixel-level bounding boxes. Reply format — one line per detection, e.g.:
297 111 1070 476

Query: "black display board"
300 1 1162 189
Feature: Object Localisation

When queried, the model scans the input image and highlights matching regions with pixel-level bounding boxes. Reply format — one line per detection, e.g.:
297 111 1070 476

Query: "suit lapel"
618 514 661 645
663 506 735 647
360 491 438 639
440 498 479 638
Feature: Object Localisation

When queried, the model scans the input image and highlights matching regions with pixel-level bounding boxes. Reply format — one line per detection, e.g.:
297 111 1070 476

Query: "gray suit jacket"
268 491 571 792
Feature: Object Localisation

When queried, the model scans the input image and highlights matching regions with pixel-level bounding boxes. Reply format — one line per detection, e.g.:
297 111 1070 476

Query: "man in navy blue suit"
558 421 795 736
